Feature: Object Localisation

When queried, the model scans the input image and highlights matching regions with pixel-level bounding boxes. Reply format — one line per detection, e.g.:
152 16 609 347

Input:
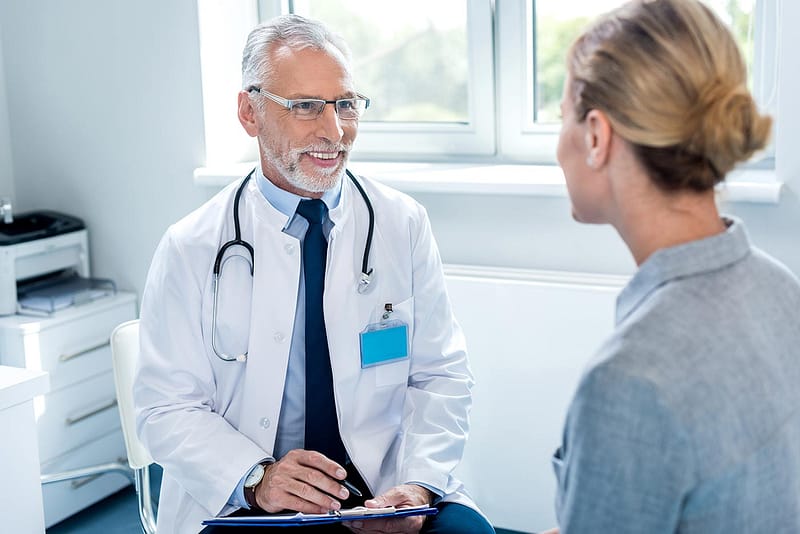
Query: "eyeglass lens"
292 99 366 120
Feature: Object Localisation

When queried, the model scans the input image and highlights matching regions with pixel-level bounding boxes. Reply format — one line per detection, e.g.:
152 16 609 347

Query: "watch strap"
244 462 269 510
244 483 259 509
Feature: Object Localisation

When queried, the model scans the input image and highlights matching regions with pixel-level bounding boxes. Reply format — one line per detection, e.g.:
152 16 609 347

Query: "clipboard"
202 505 438 527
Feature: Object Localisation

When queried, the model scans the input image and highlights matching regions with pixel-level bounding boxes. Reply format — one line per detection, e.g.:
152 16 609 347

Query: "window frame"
495 0 560 163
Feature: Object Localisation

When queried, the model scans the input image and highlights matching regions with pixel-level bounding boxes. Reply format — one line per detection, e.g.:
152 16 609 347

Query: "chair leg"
41 461 134 485
135 466 158 534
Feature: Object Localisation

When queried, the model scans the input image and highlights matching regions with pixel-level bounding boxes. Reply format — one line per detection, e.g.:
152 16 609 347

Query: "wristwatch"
243 462 268 509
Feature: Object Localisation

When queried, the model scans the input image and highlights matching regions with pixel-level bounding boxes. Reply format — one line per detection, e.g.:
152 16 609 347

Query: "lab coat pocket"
374 359 411 387
373 296 413 387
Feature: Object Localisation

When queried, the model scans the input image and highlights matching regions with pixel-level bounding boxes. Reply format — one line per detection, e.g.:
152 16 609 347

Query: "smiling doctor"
133 13 492 534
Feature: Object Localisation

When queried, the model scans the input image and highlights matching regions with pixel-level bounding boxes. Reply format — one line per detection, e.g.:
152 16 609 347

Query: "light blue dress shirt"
553 218 800 533
229 170 341 508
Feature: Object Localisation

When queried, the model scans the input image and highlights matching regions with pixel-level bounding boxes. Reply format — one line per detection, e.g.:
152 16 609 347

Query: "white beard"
261 141 350 193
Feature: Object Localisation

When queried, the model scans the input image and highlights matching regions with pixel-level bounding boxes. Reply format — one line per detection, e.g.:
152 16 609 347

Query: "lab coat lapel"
325 177 378 440
236 181 300 453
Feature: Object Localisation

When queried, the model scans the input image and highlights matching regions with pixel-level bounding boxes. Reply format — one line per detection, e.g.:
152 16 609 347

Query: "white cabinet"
0 292 137 527
0 366 50 534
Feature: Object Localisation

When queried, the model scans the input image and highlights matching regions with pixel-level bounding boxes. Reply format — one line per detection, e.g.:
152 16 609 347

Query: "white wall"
0 23 14 199
415 189 800 278
0 0 214 297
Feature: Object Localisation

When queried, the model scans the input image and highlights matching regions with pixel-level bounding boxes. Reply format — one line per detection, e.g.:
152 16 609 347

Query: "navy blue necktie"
297 199 347 466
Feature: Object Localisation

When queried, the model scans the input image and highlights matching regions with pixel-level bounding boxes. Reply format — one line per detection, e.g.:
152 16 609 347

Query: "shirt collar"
255 168 343 218
616 216 752 324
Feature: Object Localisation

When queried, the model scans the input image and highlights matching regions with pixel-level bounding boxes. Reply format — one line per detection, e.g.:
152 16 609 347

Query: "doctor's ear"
238 91 260 138
584 109 612 170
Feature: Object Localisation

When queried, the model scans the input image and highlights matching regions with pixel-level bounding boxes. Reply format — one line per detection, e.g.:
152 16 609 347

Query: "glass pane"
291 0 469 124
534 0 756 124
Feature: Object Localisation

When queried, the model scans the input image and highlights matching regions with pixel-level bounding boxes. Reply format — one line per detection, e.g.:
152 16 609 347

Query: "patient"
547 0 800 532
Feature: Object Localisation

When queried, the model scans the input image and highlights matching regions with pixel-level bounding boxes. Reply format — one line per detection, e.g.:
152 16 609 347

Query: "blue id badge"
360 320 409 368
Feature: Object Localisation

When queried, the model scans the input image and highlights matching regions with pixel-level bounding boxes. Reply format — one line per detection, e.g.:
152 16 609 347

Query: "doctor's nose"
315 103 345 143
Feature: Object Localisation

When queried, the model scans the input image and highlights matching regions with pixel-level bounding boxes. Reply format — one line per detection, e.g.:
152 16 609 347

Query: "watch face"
245 463 265 488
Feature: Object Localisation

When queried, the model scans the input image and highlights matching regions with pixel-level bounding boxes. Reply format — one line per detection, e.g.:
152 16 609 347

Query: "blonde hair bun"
690 82 772 180
568 0 772 191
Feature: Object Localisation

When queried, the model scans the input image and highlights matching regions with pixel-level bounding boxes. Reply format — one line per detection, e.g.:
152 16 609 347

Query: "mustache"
297 142 351 154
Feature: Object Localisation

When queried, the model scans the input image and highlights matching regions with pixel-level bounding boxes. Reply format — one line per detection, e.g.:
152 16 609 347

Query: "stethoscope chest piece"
357 270 375 294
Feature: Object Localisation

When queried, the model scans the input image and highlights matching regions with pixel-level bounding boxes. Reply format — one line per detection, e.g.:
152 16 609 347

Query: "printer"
0 209 89 316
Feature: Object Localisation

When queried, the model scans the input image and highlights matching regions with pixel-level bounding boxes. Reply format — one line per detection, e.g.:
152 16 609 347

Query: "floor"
47 484 147 534
46 465 162 534
45 466 521 534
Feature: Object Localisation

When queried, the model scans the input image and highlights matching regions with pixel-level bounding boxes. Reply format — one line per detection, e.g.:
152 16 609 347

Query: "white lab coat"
134 174 479 533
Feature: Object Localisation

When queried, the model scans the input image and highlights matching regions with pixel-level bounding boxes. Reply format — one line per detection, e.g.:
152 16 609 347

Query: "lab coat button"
284 243 296 255
259 417 271 429
273 332 286 343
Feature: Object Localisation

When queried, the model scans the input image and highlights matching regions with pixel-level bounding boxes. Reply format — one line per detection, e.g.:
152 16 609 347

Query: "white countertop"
0 365 49 411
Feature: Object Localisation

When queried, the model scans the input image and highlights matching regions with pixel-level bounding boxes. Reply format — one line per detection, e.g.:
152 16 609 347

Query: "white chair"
110 319 157 534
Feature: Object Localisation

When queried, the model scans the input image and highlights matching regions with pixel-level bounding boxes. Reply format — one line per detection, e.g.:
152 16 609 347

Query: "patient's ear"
584 109 612 169
238 92 259 137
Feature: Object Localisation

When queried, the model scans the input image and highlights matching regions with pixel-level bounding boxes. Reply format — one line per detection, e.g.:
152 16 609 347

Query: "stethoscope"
211 168 375 362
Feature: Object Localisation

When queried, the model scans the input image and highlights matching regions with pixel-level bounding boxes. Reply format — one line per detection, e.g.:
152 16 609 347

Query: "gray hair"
241 14 352 95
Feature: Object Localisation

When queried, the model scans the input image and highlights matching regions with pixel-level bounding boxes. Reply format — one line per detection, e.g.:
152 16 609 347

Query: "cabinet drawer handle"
59 339 110 362
70 473 101 489
65 399 118 425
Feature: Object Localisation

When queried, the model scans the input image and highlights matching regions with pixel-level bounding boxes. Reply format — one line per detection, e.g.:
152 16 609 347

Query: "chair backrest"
110 319 153 470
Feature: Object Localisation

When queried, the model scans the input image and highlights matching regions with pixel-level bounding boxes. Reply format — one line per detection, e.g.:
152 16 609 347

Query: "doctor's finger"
368 484 431 508
275 451 351 501
278 466 346 504
295 463 353 503
286 481 342 512
259 478 337 514
269 454 349 501
296 449 348 479
257 464 340 513
345 515 424 534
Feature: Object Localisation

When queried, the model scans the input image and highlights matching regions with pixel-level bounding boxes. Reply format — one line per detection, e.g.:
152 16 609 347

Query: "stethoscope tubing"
213 169 256 276
211 168 374 362
345 169 375 281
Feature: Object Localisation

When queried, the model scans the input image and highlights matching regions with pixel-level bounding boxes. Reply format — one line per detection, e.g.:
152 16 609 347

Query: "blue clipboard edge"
202 506 438 527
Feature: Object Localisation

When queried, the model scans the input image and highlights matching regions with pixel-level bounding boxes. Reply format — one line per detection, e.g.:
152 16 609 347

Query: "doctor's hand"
345 484 434 534
254 449 350 514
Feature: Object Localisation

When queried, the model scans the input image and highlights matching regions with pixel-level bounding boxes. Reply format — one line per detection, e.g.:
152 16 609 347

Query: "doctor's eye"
292 100 324 116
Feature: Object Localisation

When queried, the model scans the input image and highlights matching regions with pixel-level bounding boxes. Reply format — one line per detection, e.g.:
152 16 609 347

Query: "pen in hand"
341 478 363 498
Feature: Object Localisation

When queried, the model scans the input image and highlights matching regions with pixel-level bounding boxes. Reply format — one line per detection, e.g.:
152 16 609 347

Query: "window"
498 0 772 163
280 0 494 159
294 1 471 124
531 0 761 125
275 0 772 165
197 0 781 192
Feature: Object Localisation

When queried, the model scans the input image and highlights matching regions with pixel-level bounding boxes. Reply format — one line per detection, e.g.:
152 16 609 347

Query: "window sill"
193 162 784 204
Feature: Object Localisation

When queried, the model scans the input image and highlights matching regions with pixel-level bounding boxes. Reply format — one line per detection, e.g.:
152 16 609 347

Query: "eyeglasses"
248 87 370 121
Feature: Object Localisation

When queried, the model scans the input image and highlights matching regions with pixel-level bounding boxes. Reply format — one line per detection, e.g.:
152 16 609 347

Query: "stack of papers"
16 272 116 316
